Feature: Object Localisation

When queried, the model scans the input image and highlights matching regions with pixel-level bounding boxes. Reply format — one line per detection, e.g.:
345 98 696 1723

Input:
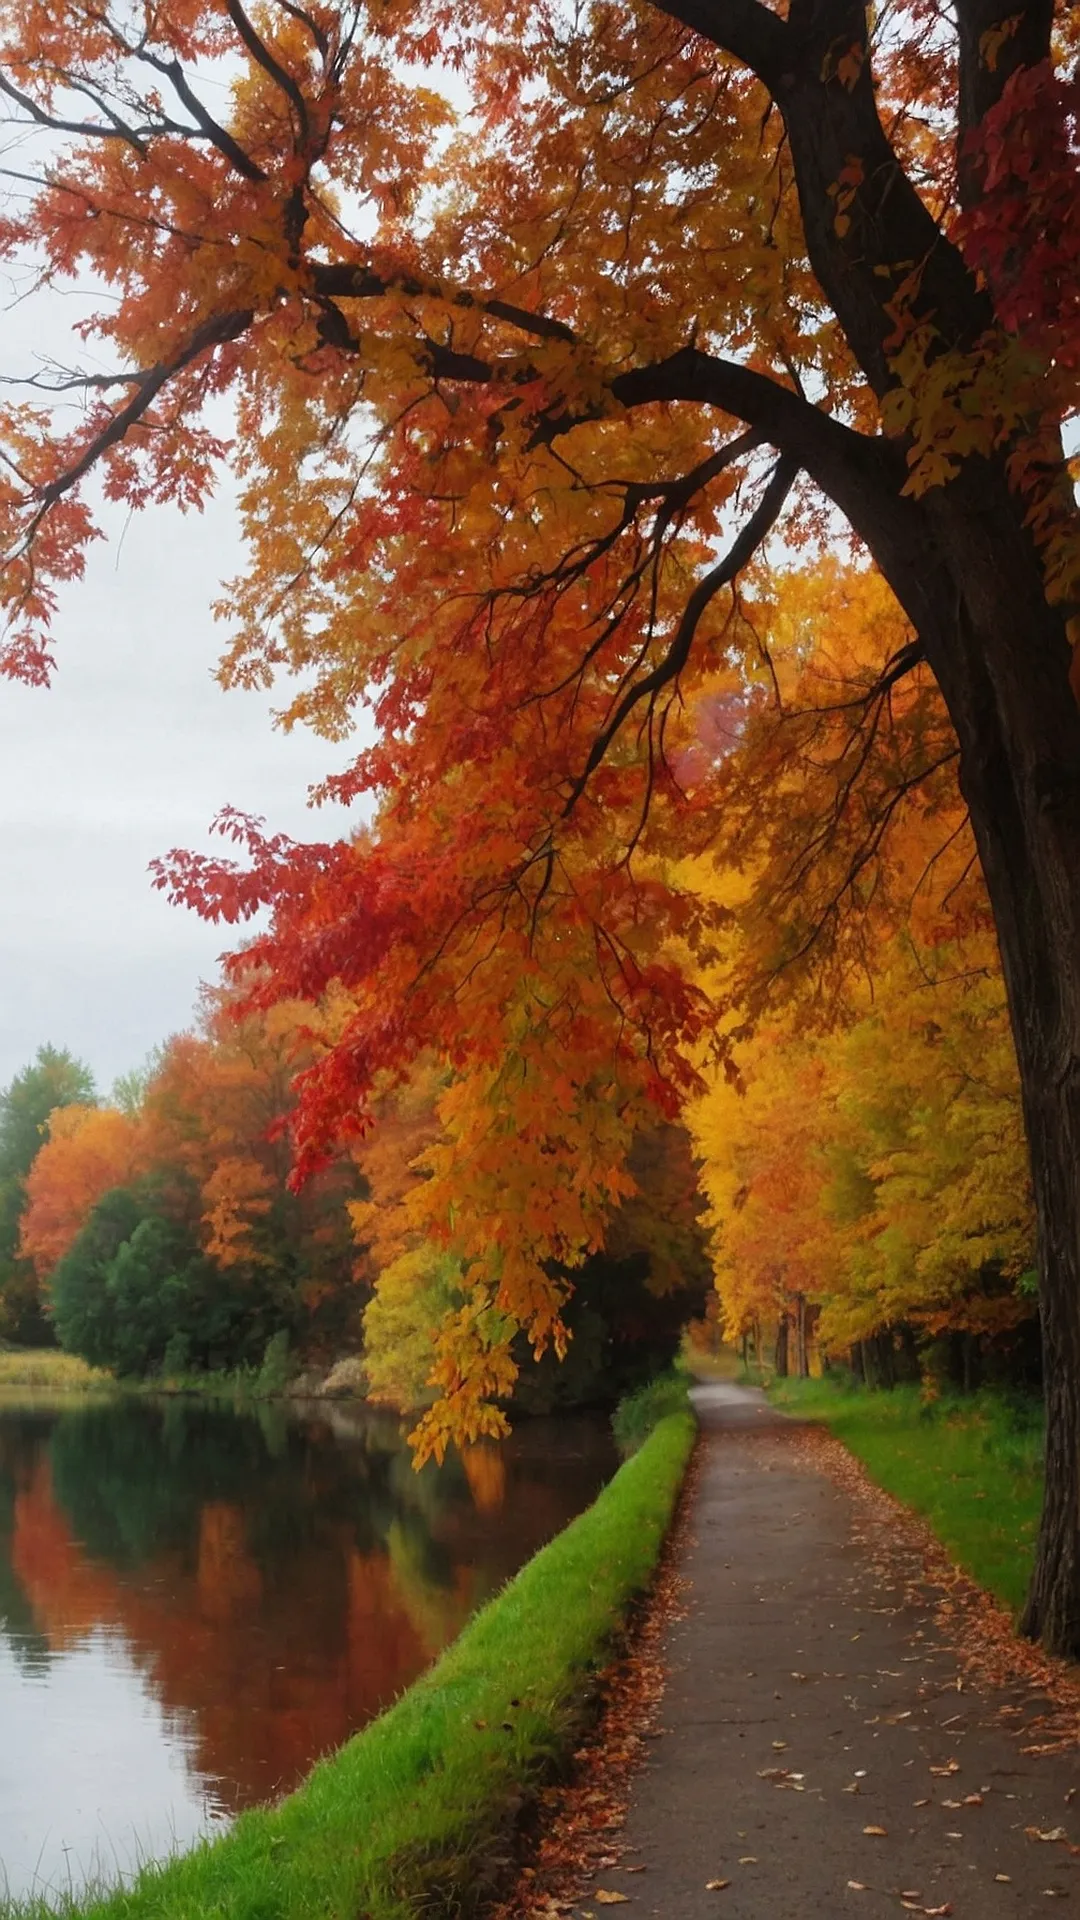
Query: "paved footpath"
599 1383 1079 1920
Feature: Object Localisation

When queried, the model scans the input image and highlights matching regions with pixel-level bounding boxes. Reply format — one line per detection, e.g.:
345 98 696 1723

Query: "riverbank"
5 1398 695 1920
767 1375 1042 1613
0 1348 112 1392
0 1345 358 1402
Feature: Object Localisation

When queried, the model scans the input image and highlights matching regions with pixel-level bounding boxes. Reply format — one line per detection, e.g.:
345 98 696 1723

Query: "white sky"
0 480 360 1094
0 38 482 1104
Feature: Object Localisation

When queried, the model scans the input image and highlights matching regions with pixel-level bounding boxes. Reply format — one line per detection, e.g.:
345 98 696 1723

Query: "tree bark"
774 1313 789 1377
794 1296 803 1378
904 474 1080 1654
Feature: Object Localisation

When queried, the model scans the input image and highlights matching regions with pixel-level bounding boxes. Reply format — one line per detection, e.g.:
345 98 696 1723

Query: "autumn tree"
357 1065 709 1412
142 990 366 1346
0 1047 96 1341
690 957 1035 1379
1 2 1080 1647
20 1103 149 1279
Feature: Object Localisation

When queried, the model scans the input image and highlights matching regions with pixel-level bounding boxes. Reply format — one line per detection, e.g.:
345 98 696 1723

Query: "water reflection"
0 1396 615 1900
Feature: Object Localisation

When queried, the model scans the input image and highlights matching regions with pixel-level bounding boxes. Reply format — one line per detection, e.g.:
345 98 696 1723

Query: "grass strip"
10 1405 695 1920
767 1376 1042 1614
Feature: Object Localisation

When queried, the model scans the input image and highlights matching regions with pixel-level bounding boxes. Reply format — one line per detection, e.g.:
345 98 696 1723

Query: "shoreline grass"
0 1349 114 1394
767 1375 1043 1614
4 1402 695 1920
0 1348 338 1404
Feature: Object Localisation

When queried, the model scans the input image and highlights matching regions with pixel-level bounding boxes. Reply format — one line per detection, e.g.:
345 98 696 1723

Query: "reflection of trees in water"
0 1412 52 1670
0 1399 614 1809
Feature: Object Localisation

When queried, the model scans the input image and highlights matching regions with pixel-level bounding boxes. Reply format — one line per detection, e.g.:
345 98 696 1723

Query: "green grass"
0 1348 114 1393
611 1365 691 1454
768 1376 1043 1614
5 1406 696 1920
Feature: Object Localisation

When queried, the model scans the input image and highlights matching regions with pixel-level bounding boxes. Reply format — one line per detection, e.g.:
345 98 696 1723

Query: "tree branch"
222 0 310 146
133 49 269 180
35 309 253 513
650 0 789 88
0 67 146 149
311 263 577 344
563 454 799 812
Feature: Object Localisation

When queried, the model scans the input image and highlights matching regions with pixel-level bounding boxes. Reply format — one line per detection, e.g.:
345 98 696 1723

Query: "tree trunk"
794 1294 810 1377
908 477 1080 1656
774 1314 789 1377
655 0 1080 1660
962 1334 977 1396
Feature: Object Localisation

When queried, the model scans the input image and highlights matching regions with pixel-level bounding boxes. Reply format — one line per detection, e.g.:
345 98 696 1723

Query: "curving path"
595 1382 1079 1919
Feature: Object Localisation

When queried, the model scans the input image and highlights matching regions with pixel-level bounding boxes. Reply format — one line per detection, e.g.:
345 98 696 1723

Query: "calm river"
0 1393 616 1903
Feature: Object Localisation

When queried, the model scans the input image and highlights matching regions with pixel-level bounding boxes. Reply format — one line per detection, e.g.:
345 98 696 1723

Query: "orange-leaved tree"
1 1 1079 1646
20 1103 150 1279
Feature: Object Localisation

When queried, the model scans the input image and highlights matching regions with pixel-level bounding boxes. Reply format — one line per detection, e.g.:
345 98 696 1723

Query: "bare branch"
132 48 269 180
0 67 145 150
33 308 253 514
563 454 799 813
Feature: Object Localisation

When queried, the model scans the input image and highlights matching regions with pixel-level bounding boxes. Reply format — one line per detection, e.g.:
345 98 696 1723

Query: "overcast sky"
0 482 362 1095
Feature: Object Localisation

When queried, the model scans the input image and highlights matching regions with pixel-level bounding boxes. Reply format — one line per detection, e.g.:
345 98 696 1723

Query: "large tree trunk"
915 474 1080 1656
657 0 1080 1655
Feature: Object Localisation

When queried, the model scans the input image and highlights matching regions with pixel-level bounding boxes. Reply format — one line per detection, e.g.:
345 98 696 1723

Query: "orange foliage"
0 0 1075 1465
20 1105 148 1277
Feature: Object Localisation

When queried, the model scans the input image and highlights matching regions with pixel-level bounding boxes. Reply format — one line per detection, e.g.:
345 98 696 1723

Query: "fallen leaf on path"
924 1905 953 1915
738 1856 757 1864
929 1761 960 1776
843 1782 861 1793
963 1794 984 1806
1027 1827 1068 1843
913 1799 930 1807
704 1880 730 1891
995 1874 1011 1883
863 1825 887 1837
942 1799 962 1809
594 1893 629 1905
847 1880 866 1891
621 1865 646 1874
772 1740 788 1751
